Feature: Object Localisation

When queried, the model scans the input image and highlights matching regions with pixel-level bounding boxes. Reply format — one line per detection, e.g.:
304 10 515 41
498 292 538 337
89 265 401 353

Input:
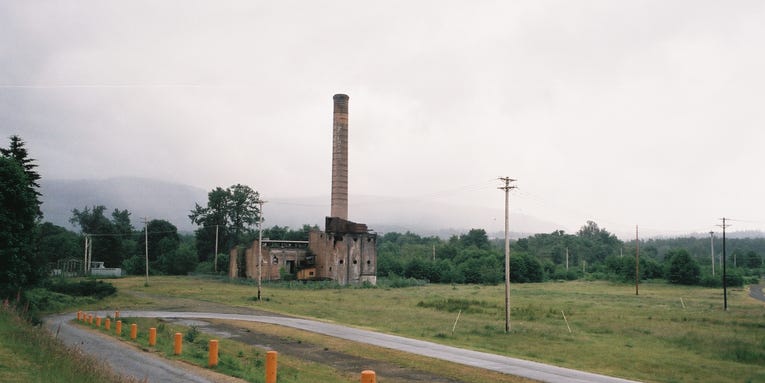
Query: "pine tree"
1 135 42 218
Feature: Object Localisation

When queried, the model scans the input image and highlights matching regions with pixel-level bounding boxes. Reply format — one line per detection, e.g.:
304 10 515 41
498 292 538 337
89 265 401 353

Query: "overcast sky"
2 1 764 237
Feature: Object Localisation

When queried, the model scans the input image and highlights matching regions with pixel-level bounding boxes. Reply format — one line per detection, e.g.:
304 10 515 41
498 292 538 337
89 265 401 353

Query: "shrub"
724 271 744 287
46 279 116 299
377 275 427 288
700 274 722 288
699 271 746 288
666 249 700 285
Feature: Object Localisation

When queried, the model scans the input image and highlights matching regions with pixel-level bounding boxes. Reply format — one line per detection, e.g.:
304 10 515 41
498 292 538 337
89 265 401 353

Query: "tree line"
377 221 763 286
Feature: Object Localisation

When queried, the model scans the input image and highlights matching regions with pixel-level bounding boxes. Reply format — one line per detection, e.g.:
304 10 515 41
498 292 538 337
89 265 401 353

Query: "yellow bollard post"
361 370 376 383
149 327 157 346
174 332 182 355
266 351 278 383
105 317 111 330
95 316 101 327
76 311 82 321
130 323 137 340
116 320 122 336
208 340 219 367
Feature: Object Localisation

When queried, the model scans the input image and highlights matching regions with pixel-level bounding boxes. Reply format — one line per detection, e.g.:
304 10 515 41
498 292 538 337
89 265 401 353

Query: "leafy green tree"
404 258 430 280
227 184 261 243
510 253 543 283
0 157 43 295
744 251 762 269
70 206 134 267
158 242 198 275
577 221 621 264
459 229 491 249
36 222 80 266
261 225 318 241
111 209 133 237
666 249 700 285
190 184 261 260
139 219 179 263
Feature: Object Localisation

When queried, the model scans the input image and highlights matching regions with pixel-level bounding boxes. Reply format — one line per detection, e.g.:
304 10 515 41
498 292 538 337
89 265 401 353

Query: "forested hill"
40 177 207 232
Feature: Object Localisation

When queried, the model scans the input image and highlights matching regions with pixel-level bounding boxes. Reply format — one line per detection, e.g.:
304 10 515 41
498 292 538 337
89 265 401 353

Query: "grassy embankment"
0 306 137 383
87 276 765 383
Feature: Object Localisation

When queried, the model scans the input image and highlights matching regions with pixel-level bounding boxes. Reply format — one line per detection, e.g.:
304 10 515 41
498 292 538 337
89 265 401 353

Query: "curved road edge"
45 313 218 383
48 310 639 383
750 283 765 303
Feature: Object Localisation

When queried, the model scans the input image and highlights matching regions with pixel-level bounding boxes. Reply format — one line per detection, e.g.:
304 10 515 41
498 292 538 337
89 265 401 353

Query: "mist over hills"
40 177 208 232
39 177 560 237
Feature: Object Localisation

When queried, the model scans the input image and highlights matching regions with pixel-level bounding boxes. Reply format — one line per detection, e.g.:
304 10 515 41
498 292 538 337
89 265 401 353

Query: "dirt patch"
177 319 467 383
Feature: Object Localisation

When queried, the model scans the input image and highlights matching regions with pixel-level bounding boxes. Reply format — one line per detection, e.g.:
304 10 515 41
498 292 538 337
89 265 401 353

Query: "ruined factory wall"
229 240 307 282
308 230 377 285
228 247 239 278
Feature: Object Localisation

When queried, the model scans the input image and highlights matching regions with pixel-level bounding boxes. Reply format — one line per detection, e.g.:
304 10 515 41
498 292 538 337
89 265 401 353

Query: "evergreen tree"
0 157 44 295
1 135 42 218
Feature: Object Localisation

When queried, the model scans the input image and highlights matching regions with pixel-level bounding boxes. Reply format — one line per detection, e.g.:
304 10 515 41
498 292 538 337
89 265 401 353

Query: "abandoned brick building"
229 94 377 285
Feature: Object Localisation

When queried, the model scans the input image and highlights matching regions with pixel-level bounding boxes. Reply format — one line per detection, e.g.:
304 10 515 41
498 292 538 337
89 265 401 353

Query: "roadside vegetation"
0 304 137 383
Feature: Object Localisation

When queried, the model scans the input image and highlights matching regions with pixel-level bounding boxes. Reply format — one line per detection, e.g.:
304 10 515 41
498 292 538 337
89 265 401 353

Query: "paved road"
48 310 639 383
45 313 218 383
750 284 765 303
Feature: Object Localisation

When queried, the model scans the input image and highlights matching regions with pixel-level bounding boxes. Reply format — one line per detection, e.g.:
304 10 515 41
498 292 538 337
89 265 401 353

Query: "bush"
46 279 116 299
666 249 700 285
700 274 722 288
121 255 145 276
724 270 744 287
377 275 427 288
509 253 543 283
699 270 747 288
552 266 579 281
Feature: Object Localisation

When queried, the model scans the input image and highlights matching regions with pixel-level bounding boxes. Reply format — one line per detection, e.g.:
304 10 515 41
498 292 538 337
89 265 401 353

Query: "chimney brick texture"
331 94 349 220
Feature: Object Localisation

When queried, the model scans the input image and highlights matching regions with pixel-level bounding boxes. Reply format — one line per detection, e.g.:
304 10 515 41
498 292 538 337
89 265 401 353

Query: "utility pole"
256 199 266 301
143 217 149 286
83 234 90 275
635 225 639 296
709 231 715 277
565 247 569 271
214 225 219 273
498 177 516 333
718 218 729 311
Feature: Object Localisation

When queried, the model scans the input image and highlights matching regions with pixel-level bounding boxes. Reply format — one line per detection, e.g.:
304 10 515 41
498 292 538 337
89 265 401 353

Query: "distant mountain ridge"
39 177 560 236
40 177 207 232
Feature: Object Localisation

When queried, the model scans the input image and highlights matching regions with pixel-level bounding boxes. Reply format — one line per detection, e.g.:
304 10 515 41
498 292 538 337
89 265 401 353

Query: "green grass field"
81 277 765 383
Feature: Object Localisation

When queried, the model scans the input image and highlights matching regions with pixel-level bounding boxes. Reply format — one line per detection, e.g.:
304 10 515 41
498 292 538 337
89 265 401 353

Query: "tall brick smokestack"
331 94 349 220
